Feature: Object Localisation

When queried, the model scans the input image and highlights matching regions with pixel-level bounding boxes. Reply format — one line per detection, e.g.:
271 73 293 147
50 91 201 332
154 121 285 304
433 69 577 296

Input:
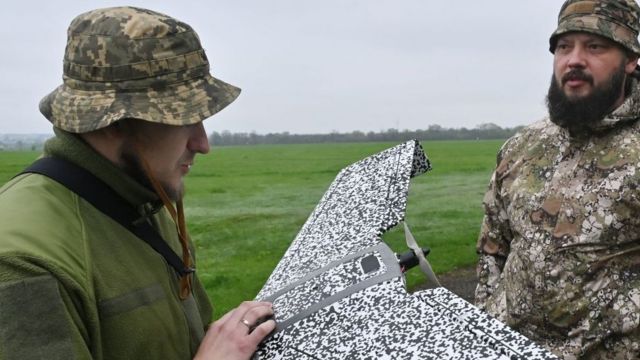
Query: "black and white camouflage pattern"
254 140 556 359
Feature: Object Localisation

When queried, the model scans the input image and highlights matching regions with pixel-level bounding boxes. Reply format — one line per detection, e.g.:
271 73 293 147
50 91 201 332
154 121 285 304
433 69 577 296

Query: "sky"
0 0 561 135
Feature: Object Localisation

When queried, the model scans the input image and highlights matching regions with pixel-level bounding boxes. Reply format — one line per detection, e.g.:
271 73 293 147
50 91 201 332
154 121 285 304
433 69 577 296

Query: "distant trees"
208 123 525 146
0 124 525 150
0 134 50 151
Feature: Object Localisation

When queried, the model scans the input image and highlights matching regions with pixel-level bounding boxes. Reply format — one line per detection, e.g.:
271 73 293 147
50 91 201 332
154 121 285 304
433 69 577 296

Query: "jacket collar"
578 76 640 133
43 128 163 216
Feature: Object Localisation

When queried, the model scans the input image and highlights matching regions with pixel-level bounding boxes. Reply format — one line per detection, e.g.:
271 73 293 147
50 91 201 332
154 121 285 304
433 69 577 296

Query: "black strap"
19 157 194 277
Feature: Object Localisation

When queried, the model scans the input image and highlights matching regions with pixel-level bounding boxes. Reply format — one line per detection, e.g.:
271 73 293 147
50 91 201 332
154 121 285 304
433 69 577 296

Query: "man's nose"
188 122 210 154
566 46 587 69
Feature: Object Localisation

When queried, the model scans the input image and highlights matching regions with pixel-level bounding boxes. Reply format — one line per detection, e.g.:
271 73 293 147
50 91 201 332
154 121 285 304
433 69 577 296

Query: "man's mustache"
561 69 594 85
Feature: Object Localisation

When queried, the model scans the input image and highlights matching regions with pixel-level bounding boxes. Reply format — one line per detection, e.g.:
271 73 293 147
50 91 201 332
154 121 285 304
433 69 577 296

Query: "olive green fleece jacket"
0 130 213 359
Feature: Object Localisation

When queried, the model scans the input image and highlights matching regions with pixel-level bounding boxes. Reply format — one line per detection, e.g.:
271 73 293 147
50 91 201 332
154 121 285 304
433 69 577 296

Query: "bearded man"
475 0 640 358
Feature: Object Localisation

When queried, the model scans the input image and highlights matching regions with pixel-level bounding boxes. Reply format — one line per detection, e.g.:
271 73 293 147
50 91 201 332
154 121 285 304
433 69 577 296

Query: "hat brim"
549 14 640 55
39 74 241 133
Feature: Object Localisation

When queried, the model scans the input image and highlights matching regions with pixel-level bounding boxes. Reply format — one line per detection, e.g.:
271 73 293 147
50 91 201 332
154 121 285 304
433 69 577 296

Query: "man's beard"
546 64 627 135
120 148 184 202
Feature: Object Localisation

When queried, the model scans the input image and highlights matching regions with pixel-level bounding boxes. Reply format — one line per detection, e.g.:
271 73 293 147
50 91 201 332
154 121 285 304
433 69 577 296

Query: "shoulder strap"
20 157 194 277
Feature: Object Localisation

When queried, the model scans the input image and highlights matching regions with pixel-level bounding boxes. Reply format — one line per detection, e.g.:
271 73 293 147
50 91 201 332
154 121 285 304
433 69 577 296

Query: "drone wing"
254 141 556 360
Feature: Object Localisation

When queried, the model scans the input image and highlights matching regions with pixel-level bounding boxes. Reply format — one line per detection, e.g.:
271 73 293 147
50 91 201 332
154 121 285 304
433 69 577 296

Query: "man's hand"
195 301 276 360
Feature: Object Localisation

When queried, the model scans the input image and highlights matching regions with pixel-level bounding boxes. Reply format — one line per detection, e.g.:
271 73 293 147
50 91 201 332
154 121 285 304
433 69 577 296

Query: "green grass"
0 140 504 319
0 151 40 181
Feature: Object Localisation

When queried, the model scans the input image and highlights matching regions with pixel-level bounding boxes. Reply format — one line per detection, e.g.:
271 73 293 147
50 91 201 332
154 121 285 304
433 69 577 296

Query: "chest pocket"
98 283 166 317
97 282 193 359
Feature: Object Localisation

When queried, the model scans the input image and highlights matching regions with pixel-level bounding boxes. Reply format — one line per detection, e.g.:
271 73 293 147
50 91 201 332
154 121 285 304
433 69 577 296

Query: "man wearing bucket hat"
0 7 273 360
475 0 640 358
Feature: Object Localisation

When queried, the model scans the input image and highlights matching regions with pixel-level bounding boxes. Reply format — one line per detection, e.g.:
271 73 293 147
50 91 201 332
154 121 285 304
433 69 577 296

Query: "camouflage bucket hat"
39 7 241 133
549 0 640 55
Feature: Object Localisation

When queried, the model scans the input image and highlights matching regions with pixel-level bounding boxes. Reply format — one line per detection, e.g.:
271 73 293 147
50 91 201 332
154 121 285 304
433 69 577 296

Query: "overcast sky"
1 0 561 135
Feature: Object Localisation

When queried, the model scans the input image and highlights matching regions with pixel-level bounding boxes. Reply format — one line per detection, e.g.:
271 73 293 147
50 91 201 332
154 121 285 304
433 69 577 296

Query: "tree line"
0 123 525 150
208 123 525 146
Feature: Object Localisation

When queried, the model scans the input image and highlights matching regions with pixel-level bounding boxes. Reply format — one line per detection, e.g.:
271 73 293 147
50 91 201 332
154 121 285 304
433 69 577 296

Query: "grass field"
0 139 504 319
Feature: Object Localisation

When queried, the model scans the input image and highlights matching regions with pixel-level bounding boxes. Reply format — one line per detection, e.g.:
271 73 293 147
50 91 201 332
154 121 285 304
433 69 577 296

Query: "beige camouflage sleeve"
474 160 513 310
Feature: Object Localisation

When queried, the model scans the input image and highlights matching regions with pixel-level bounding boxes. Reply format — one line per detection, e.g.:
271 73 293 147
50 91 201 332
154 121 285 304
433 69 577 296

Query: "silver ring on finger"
241 318 253 329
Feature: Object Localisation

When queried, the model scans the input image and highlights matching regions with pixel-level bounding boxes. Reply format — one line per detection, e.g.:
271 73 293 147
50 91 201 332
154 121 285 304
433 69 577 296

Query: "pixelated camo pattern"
254 141 556 359
39 6 240 133
256 141 430 298
476 82 640 358
550 0 640 54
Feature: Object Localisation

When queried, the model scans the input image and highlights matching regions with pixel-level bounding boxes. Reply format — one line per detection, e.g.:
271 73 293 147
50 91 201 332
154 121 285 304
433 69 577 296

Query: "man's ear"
625 55 639 74
102 120 129 139
79 121 129 165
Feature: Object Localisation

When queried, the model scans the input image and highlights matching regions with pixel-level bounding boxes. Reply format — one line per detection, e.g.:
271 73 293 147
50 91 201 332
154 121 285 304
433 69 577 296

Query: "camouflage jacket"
476 83 640 359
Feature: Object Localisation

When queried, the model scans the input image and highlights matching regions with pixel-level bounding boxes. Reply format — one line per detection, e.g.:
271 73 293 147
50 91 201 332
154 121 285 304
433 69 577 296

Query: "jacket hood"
585 71 640 133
